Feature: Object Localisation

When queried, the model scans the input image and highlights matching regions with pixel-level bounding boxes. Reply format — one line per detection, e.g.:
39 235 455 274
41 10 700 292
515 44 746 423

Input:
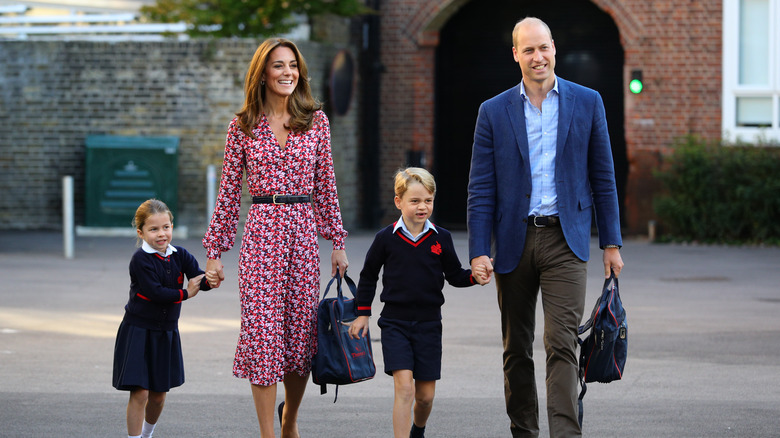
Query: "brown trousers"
495 225 587 438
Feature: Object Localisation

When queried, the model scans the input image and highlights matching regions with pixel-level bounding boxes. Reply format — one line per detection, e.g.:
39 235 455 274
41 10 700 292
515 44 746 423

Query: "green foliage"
141 0 372 38
653 136 780 245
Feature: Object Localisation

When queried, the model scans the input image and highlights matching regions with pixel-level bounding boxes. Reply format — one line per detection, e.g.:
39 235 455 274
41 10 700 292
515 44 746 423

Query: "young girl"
349 168 489 438
113 199 216 438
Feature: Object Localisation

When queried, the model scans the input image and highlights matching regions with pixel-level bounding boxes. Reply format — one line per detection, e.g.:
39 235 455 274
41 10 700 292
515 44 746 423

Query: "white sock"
129 435 141 438
141 420 156 438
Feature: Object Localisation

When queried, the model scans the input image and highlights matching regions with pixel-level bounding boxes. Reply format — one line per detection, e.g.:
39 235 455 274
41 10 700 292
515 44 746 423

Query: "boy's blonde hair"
394 167 436 198
133 198 173 246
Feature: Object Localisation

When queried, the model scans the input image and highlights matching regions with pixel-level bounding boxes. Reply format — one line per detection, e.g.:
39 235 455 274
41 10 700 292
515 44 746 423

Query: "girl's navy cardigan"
122 245 211 330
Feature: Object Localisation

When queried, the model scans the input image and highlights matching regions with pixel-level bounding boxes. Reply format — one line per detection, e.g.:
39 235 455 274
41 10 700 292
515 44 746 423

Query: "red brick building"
363 0 779 235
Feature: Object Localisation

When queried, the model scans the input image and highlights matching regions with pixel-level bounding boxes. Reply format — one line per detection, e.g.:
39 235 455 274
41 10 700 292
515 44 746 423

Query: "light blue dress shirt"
521 78 559 217
393 216 437 242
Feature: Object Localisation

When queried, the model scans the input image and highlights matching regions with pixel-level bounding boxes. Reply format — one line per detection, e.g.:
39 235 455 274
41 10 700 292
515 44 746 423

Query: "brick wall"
608 0 723 232
0 39 360 234
376 0 723 234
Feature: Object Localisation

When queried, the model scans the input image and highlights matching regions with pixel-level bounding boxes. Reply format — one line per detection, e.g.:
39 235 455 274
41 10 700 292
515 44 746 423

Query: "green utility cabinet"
85 135 179 228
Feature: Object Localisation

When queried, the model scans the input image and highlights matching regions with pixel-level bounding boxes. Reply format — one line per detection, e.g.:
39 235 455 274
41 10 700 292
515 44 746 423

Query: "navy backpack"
577 271 627 425
311 269 376 401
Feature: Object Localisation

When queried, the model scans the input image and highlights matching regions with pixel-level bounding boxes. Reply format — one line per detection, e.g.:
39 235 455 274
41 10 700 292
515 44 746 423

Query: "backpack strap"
578 380 587 426
317 383 341 403
578 337 587 427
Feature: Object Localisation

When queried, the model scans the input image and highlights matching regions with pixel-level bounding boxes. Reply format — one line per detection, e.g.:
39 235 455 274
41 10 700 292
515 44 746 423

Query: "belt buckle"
272 194 283 205
533 216 545 228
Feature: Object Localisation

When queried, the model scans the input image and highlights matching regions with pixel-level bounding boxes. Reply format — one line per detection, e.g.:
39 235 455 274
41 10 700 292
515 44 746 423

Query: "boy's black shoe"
410 423 425 438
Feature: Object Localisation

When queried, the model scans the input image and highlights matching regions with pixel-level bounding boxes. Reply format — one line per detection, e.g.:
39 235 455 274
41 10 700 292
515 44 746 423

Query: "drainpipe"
359 0 384 229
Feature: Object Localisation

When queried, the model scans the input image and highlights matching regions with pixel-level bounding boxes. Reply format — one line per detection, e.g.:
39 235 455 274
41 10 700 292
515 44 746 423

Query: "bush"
653 136 780 245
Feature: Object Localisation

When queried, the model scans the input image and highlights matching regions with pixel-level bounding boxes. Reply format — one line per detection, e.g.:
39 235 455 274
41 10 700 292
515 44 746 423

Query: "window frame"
722 0 780 143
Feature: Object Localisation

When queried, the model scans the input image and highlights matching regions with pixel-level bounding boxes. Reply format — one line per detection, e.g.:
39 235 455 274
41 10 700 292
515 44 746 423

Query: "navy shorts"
378 317 442 381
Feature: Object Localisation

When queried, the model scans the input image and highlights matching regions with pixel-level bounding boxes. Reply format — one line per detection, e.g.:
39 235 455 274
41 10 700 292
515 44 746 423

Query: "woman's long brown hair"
236 38 321 138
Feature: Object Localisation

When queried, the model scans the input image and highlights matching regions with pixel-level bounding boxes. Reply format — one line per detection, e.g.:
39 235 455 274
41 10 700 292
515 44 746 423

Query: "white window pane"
736 97 772 126
739 0 769 85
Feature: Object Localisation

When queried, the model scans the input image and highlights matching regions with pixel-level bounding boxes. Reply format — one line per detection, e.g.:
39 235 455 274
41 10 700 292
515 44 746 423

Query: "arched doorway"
433 0 627 229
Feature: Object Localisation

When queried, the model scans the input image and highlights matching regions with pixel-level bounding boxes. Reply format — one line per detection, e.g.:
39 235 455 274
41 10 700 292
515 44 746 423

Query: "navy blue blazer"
467 77 622 274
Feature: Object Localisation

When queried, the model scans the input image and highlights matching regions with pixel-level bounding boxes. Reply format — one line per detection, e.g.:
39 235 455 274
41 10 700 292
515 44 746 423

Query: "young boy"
349 167 489 438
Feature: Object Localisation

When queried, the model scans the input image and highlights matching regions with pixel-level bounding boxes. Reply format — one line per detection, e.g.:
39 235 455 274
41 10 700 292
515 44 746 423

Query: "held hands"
206 258 225 288
471 255 495 285
205 270 222 289
348 315 370 339
187 274 204 299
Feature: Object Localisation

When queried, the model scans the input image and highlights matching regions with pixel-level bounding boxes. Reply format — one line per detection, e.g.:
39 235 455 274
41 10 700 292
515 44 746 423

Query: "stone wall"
0 39 361 235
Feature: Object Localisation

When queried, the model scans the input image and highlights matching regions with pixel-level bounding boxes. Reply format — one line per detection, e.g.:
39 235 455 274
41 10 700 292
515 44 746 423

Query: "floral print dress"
203 110 347 386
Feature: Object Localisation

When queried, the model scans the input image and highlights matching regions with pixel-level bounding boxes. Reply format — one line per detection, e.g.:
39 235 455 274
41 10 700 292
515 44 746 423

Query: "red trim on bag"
606 284 622 379
331 300 357 381
330 299 374 383
584 282 623 381
136 293 150 301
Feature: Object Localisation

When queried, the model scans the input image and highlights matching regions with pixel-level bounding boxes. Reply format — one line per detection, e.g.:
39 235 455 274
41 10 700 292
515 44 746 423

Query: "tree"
141 0 372 38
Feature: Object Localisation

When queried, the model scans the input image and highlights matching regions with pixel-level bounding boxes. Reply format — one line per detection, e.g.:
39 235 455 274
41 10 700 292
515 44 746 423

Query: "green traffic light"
629 78 643 94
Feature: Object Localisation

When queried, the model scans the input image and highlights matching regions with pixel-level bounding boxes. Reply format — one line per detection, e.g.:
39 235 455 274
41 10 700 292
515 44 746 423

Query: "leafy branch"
141 0 372 38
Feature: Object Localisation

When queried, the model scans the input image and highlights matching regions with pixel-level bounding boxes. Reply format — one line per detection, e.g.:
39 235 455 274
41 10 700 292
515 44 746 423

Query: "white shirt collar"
141 240 177 257
393 216 437 242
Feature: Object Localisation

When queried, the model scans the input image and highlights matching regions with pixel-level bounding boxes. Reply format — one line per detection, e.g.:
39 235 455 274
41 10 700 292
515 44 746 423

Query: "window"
723 0 780 143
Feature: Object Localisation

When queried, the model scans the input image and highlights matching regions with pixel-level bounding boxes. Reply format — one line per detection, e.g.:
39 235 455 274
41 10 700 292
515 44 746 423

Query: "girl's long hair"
236 38 321 138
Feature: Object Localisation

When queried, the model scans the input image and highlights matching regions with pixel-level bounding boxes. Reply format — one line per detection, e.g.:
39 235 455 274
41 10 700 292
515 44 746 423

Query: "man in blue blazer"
467 17 624 437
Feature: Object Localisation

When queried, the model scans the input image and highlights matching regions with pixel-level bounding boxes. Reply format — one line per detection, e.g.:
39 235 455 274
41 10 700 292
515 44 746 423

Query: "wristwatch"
604 244 621 249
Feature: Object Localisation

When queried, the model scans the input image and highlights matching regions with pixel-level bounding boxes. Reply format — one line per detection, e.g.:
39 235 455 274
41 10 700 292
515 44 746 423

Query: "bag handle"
321 268 357 299
321 268 358 321
577 270 618 335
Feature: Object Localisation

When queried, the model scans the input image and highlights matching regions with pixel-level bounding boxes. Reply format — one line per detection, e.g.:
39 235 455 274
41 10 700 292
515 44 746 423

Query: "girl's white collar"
141 240 177 257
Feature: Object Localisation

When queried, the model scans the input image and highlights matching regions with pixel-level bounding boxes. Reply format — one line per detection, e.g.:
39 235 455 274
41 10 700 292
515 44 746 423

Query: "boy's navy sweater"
123 245 211 331
356 223 475 321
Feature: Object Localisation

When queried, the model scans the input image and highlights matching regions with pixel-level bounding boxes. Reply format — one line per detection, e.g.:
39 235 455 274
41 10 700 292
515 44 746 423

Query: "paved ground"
1 230 779 437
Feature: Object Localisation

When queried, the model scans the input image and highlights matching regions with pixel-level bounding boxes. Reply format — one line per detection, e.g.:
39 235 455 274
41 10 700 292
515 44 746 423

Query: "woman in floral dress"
203 38 349 438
